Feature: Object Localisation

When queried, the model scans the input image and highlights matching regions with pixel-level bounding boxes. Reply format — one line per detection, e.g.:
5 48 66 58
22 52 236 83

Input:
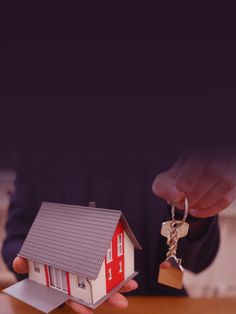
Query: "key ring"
171 197 189 223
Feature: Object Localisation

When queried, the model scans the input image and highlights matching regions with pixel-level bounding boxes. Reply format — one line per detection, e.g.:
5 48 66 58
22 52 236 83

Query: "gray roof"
19 202 141 280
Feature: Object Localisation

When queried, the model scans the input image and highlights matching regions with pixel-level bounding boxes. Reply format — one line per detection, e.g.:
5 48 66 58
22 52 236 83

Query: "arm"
2 158 39 280
178 215 220 272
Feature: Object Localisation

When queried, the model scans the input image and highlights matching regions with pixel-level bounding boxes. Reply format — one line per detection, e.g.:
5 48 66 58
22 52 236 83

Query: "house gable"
105 220 125 293
90 219 136 304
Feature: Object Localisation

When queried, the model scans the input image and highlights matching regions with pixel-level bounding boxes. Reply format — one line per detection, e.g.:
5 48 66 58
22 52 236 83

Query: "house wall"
69 272 92 304
124 232 134 279
91 230 135 305
28 260 47 285
90 261 106 304
105 221 124 293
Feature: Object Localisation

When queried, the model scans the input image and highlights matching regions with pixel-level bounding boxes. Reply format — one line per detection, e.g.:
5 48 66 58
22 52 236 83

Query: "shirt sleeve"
178 215 220 273
1 157 39 280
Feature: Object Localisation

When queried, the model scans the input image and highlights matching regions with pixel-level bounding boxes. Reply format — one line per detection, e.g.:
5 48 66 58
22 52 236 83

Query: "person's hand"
13 257 138 314
152 152 236 218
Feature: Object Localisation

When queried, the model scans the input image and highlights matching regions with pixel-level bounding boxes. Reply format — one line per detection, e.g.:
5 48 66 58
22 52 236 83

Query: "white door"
48 266 68 292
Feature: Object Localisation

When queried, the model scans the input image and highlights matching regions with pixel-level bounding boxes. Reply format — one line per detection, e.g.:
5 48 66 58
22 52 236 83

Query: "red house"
4 202 141 313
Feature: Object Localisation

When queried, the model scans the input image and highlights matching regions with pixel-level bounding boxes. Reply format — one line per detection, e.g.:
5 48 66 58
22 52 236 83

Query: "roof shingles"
19 202 141 279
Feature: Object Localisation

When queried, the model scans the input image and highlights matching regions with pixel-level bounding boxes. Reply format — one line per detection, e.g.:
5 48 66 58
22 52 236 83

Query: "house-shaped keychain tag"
3 202 141 313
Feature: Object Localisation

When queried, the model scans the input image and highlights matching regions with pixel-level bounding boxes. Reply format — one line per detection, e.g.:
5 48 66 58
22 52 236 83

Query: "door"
48 266 68 292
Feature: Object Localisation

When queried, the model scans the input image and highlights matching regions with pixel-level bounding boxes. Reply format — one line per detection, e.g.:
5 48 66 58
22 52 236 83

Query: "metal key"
161 220 189 241
158 220 186 289
158 198 189 289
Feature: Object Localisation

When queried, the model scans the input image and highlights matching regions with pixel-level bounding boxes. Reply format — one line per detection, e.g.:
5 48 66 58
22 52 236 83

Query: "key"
161 220 189 240
158 218 187 289
158 197 190 289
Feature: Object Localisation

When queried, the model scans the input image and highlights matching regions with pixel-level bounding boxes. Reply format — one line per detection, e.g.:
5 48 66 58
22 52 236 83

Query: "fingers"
13 256 28 274
105 292 128 309
66 301 93 314
66 295 128 313
118 279 138 293
185 157 227 207
153 152 236 218
12 260 135 313
152 154 189 205
152 173 184 204
190 186 236 218
192 167 235 210
104 280 138 308
66 280 137 313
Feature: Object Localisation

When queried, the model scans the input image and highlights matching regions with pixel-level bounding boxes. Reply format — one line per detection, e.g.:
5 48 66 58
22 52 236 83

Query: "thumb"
13 257 28 274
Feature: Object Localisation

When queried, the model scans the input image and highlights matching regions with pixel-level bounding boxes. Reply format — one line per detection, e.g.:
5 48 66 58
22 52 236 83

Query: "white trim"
90 260 106 304
108 268 112 280
124 231 135 279
117 233 123 256
106 242 113 263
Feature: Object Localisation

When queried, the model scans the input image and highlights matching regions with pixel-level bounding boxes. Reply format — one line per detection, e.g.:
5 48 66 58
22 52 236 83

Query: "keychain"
158 197 189 289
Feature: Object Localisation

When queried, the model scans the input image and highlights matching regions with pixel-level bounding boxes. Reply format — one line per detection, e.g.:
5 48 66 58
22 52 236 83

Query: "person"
2 146 236 314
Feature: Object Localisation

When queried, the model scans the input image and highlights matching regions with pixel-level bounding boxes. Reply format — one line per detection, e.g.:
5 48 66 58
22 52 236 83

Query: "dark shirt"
2 149 220 296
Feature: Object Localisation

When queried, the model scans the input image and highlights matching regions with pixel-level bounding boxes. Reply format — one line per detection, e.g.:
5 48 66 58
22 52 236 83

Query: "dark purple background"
1 41 236 168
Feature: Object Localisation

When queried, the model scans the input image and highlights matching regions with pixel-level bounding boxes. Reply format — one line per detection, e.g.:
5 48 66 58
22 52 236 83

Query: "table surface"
1 293 236 314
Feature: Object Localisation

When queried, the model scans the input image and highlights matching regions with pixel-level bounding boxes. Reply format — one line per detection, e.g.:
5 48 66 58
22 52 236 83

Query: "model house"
4 202 141 313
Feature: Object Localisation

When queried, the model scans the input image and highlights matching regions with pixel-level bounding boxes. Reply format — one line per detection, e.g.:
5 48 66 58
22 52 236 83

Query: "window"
119 261 122 273
108 268 112 280
106 242 112 262
34 261 40 273
117 234 123 256
78 276 86 289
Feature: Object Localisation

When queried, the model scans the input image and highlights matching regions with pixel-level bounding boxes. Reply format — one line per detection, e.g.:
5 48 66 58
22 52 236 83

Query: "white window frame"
108 268 112 280
117 233 123 256
78 276 86 289
106 242 113 263
34 261 40 273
